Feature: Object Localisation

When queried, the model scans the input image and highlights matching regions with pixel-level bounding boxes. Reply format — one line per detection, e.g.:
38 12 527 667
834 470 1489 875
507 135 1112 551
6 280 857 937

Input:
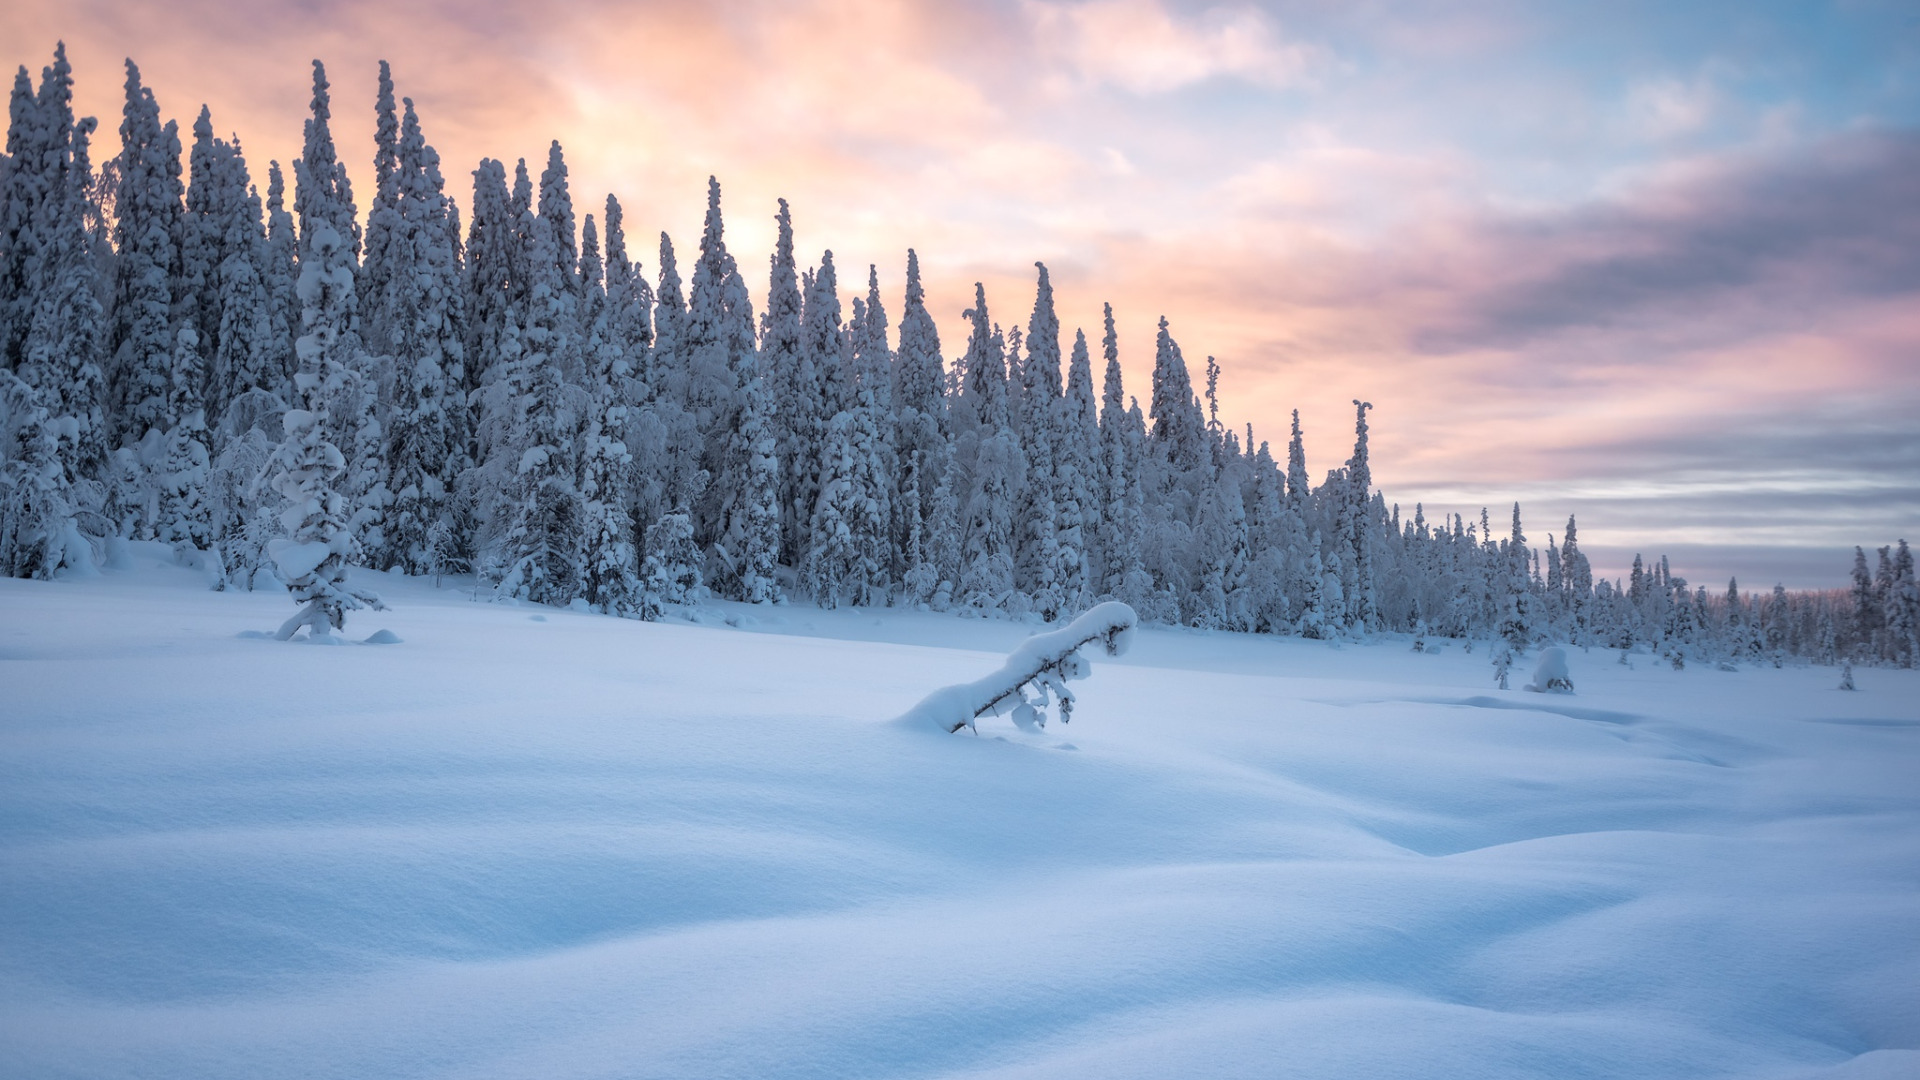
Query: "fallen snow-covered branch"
895 601 1138 735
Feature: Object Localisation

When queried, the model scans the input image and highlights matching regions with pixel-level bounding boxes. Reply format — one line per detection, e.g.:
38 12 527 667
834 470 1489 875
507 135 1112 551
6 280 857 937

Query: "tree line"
2 45 1914 665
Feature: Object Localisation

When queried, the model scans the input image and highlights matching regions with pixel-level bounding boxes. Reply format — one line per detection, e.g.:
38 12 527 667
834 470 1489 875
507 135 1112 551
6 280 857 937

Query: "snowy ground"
2 547 1917 1080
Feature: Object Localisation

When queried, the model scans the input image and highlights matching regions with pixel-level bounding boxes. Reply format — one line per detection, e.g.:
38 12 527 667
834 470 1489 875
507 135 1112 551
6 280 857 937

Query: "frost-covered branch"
895 601 1137 734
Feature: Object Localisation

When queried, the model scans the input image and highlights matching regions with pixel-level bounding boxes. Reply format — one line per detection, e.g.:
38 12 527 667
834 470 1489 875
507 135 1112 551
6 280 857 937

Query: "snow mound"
362 629 402 645
895 601 1137 734
265 538 334 582
1526 646 1574 693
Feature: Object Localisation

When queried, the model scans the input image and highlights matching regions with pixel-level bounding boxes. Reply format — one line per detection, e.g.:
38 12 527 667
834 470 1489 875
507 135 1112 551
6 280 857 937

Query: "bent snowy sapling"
896 601 1138 734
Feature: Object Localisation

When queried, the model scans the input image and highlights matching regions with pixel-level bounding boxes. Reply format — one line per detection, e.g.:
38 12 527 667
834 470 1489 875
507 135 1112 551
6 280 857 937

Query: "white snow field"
2 547 1917 1080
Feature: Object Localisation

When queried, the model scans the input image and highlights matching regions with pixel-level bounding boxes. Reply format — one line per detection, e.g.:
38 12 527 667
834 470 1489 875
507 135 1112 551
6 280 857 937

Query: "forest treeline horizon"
2 45 1914 665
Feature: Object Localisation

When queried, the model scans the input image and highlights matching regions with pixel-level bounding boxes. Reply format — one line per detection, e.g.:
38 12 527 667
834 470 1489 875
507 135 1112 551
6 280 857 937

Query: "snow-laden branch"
895 601 1138 735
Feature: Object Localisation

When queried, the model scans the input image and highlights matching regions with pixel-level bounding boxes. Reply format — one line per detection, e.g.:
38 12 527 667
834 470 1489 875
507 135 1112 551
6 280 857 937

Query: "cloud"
1026 0 1323 94
1418 131 1920 352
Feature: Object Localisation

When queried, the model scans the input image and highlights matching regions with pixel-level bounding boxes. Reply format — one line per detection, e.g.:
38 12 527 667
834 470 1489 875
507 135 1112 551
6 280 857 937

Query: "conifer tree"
1497 503 1533 651
893 248 946 598
156 326 219 572
292 60 357 259
1097 303 1132 595
536 140 577 295
0 371 76 579
578 213 645 616
1148 316 1206 473
1016 263 1062 615
260 161 299 395
498 211 584 605
357 61 401 353
109 60 184 446
268 65 380 637
733 365 783 604
1346 399 1377 630
377 97 463 573
762 198 809 564
464 158 516 408
16 49 107 485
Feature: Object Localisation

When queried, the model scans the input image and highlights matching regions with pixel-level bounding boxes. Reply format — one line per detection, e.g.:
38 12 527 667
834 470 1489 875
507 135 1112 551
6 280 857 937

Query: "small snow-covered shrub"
1526 646 1574 693
896 601 1137 735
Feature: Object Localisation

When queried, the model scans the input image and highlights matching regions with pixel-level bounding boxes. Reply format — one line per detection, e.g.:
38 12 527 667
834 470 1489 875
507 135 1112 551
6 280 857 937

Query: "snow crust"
1 555 1916 1080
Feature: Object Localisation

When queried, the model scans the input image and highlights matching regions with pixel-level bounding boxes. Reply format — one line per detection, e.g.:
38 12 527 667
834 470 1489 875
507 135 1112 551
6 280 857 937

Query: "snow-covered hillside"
2 552 1916 1080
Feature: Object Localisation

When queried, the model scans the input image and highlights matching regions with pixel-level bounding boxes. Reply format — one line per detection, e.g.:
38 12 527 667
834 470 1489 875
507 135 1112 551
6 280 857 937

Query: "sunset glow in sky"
8 0 1917 587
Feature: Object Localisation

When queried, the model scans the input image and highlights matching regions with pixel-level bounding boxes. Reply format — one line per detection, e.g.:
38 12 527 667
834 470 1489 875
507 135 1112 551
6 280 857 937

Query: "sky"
7 0 1918 589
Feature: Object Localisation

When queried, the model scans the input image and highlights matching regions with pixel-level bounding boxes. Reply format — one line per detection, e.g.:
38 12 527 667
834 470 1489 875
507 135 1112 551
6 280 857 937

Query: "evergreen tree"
260 161 299 395
497 210 584 605
156 326 219 573
1148 316 1206 473
464 158 517 411
536 140 577 295
762 198 809 565
893 248 946 599
376 97 463 573
1497 503 1533 652
1346 399 1377 630
109 60 184 446
269 66 379 636
578 214 645 616
733 365 782 604
1016 263 1062 616
0 371 77 578
357 60 402 354
16 49 107 486
292 60 357 259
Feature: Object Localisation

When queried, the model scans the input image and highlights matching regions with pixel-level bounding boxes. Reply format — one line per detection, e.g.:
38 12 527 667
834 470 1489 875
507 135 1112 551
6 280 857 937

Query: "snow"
1 551 1916 1079
1527 645 1574 693
896 600 1136 733
266 537 333 581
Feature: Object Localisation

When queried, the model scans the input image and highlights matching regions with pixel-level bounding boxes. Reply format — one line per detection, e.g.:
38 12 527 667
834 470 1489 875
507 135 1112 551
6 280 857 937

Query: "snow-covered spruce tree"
16 53 108 491
207 143 280 425
803 273 893 609
292 61 357 259
154 326 220 579
463 158 517 424
270 219 381 638
732 364 782 605
288 61 387 560
1496 503 1534 653
892 248 947 601
1015 263 1063 617
762 198 810 566
895 601 1138 734
577 214 645 617
953 284 1023 613
641 508 701 608
496 215 585 606
357 61 401 348
1888 539 1918 668
1055 326 1099 612
374 96 464 574
260 161 300 396
1097 304 1137 597
1345 400 1378 630
2 63 41 371
0 371 77 579
683 177 760 587
108 60 185 449
536 140 578 298
1148 316 1208 474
